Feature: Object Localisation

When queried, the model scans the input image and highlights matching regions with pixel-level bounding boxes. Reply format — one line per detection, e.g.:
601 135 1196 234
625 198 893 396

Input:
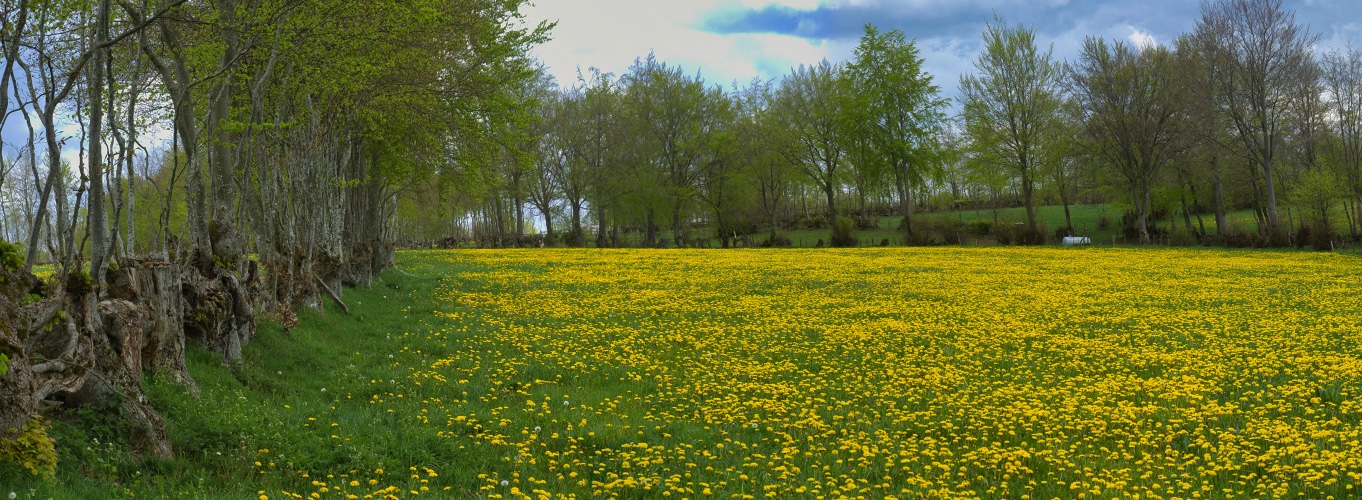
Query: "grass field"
5 248 1362 499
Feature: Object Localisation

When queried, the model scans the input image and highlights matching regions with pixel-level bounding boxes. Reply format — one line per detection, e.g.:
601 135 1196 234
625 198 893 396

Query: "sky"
5 1 1360 167
522 0 1362 97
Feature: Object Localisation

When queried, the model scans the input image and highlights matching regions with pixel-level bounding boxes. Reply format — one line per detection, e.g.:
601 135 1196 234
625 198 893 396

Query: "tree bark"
88 0 112 286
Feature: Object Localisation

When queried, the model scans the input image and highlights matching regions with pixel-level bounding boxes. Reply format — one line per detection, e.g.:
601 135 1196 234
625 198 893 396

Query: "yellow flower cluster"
369 248 1362 499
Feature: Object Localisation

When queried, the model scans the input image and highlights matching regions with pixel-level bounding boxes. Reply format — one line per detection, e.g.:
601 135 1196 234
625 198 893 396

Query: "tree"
776 60 848 224
556 68 622 247
1045 102 1083 234
1176 32 1235 239
741 78 797 244
0 0 550 459
1068 38 1186 243
1322 45 1362 237
844 24 949 234
525 70 563 245
960 17 1064 235
1196 0 1318 237
622 55 711 247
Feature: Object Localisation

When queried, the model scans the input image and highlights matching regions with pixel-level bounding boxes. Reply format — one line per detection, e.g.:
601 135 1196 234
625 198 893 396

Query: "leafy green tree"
556 68 625 246
694 86 751 247
1175 32 1236 239
776 60 849 223
844 24 949 233
740 79 798 244
960 17 1064 233
622 54 712 247
1288 166 1345 229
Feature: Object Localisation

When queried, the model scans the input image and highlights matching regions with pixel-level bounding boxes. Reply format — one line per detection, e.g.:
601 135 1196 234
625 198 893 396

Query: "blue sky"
524 0 1362 95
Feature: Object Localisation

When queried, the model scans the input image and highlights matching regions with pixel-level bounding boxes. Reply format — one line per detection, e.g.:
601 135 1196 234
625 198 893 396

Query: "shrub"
964 219 993 235
830 216 858 247
0 241 21 273
760 233 792 248
65 268 93 296
1014 223 1048 246
799 216 827 229
1221 224 1254 248
729 217 763 236
0 416 57 480
995 225 1014 245
1122 221 1166 242
1169 230 1200 247
1307 224 1338 251
1295 225 1312 249
852 214 878 230
1265 229 1290 248
908 219 964 246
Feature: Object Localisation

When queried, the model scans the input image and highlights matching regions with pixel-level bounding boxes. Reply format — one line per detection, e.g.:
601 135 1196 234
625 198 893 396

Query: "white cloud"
523 0 833 88
1127 26 1156 49
518 0 1346 119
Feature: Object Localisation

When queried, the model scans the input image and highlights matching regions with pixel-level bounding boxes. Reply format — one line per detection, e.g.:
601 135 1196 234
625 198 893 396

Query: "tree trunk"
1059 177 1073 233
1213 157 1227 237
571 201 583 247
895 165 911 220
543 211 554 245
595 205 608 248
1191 184 1207 239
1180 191 1194 237
824 182 836 222
1134 182 1150 244
644 209 656 247
208 0 241 262
88 0 111 283
106 259 197 392
672 203 683 248
512 172 524 241
1261 159 1281 235
1021 172 1038 231
1 260 181 460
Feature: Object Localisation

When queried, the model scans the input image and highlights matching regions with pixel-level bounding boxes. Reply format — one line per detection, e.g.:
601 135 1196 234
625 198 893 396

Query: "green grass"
5 247 1361 499
2 269 460 498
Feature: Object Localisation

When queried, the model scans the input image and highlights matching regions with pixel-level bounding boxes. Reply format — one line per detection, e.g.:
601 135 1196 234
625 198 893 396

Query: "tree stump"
106 260 197 393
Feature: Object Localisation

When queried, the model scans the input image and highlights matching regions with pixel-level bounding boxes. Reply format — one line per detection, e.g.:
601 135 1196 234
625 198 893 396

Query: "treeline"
0 0 545 459
433 0 1358 249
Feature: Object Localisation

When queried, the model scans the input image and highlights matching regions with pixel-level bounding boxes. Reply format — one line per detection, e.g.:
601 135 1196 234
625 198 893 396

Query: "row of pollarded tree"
426 0 1359 249
0 0 546 457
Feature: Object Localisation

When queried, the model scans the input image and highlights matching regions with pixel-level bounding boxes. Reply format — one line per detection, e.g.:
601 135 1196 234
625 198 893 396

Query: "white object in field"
1062 236 1091 245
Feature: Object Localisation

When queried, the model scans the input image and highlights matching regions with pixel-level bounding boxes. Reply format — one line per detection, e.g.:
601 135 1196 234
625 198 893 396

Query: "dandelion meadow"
24 248 1362 499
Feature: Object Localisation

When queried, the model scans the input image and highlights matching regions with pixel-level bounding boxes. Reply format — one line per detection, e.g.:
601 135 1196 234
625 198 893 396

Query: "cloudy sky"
4 1 1358 164
523 0 1362 97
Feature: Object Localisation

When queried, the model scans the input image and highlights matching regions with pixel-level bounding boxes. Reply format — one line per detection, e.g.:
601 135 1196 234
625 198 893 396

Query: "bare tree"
1068 38 1186 244
1322 45 1362 237
1196 0 1318 238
